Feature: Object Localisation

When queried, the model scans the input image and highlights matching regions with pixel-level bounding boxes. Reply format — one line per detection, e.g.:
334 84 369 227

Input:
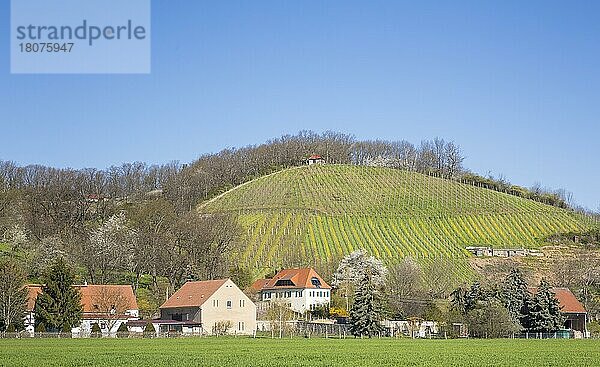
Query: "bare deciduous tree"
0 259 28 331
90 286 134 333
386 258 429 318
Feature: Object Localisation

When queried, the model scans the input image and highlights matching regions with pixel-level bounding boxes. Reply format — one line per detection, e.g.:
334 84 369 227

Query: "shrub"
587 321 600 337
117 322 129 333
91 322 102 336
213 320 233 336
466 301 520 338
34 323 46 333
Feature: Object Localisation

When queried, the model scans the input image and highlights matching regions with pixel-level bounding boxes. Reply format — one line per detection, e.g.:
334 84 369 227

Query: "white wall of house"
25 308 140 335
303 288 330 312
261 288 330 314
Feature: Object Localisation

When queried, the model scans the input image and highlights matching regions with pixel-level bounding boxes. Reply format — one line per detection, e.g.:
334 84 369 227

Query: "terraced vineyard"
200 165 594 278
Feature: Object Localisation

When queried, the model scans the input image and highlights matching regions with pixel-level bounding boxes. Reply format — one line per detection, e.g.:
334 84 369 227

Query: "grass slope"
200 165 592 277
1 338 598 367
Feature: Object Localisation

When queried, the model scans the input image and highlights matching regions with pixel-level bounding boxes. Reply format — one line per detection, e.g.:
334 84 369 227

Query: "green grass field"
200 165 593 278
1 337 599 366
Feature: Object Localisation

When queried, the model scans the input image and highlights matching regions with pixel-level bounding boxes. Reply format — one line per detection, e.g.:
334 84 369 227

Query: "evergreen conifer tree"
450 286 468 314
525 279 564 332
500 268 530 328
33 258 83 332
349 272 384 338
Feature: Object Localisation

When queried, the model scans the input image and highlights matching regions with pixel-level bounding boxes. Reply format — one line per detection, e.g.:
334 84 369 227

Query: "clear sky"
1 1 598 210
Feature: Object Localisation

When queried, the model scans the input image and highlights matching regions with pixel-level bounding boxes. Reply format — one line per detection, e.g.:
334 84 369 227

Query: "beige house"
156 279 256 335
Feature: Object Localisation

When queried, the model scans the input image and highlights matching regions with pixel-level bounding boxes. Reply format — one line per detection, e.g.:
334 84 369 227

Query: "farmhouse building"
307 155 325 165
552 288 588 337
251 268 331 314
25 284 139 335
155 279 256 335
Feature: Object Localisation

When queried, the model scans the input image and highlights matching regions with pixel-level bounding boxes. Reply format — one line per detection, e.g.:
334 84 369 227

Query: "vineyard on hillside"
199 165 594 278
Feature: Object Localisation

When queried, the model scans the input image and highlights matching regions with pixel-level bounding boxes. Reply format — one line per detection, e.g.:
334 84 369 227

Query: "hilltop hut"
307 155 325 165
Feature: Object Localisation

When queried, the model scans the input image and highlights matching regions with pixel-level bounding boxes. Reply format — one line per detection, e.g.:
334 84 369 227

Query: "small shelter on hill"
307 155 325 165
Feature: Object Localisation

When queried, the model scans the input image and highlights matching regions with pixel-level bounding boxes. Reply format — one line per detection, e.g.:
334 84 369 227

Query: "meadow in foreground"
0 337 599 367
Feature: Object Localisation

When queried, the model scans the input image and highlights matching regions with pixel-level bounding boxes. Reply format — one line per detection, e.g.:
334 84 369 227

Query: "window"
275 279 295 287
311 277 322 288
240 299 245 307
238 322 245 331
227 300 232 309
213 299 219 307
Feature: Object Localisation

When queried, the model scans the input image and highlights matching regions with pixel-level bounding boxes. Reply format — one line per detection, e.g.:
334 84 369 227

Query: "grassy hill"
199 165 593 278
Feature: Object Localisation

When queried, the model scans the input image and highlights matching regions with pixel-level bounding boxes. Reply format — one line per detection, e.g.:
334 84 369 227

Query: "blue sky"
1 1 599 210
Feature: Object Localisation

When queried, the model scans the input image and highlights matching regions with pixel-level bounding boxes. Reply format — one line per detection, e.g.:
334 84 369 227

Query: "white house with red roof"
154 279 256 335
25 284 139 335
307 155 325 165
251 267 331 314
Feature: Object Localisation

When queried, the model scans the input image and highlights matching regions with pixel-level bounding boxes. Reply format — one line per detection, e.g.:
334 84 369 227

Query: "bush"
212 320 233 336
329 307 349 318
144 322 155 333
588 321 600 337
91 322 102 336
117 322 129 333
35 323 46 333
466 301 520 338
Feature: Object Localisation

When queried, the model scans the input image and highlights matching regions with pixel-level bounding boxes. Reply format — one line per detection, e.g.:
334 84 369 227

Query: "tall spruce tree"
349 272 384 338
525 279 564 333
34 258 82 332
500 268 530 328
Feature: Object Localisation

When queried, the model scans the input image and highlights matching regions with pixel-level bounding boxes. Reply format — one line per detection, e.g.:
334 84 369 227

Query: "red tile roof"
26 284 43 312
160 279 228 309
76 285 138 313
529 287 586 314
255 268 331 291
308 155 323 160
26 284 138 314
552 288 587 313
250 278 269 292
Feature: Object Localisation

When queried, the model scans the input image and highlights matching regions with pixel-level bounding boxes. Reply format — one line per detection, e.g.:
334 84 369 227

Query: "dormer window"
311 277 322 288
275 279 295 287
